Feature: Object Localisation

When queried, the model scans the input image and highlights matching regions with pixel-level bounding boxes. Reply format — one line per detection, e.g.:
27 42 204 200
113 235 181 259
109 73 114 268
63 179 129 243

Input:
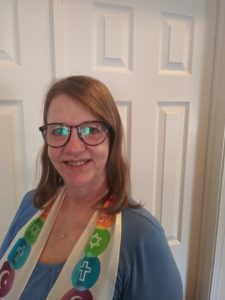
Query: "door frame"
196 0 225 298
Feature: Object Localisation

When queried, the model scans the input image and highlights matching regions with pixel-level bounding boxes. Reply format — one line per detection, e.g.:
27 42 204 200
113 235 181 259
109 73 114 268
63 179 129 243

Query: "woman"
0 76 183 299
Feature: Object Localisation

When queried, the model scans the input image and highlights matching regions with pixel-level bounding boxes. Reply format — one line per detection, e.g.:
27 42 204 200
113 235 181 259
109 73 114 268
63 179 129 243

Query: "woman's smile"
63 159 91 167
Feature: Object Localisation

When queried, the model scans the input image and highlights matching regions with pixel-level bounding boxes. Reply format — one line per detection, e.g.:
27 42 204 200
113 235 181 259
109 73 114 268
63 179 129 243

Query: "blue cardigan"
0 191 183 300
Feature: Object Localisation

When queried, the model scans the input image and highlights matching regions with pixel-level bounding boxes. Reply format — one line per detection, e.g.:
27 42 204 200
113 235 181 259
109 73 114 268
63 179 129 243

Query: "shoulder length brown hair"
34 75 138 214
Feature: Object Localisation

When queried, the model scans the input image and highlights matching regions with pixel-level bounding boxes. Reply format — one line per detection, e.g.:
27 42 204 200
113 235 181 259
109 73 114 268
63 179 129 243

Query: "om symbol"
0 261 15 297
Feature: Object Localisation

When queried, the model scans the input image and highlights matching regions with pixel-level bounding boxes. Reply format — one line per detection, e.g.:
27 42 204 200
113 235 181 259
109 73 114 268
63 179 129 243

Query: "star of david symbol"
29 223 41 236
89 233 102 249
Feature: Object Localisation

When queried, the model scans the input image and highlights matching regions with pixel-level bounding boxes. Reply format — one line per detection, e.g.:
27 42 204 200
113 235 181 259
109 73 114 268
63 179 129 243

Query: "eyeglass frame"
39 120 110 148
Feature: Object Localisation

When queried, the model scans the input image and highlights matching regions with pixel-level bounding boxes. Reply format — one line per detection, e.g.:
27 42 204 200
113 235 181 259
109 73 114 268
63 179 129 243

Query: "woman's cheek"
48 148 62 171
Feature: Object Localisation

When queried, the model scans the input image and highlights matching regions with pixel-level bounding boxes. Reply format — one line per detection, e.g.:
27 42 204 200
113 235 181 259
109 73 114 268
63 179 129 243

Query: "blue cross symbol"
79 260 91 281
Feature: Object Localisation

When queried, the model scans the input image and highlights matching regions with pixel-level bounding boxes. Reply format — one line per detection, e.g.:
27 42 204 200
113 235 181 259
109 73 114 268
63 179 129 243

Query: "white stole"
0 189 121 300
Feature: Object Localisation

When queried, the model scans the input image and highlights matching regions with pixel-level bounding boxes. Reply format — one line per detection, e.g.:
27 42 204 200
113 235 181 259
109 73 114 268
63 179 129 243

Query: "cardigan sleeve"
0 191 37 259
113 207 183 300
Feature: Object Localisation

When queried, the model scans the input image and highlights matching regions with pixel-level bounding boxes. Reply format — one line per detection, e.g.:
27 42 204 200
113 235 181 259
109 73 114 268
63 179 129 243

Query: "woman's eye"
81 126 99 136
52 127 69 136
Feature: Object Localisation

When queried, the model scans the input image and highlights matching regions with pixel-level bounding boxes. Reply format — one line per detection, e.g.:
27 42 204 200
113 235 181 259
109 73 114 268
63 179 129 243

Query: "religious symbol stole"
0 188 121 300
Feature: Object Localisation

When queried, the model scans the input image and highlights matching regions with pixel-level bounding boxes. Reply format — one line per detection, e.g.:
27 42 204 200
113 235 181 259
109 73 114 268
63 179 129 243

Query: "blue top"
0 191 183 299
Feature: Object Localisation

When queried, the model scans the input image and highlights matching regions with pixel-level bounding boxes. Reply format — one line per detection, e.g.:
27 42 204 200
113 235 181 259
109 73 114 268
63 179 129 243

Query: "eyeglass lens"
41 122 108 147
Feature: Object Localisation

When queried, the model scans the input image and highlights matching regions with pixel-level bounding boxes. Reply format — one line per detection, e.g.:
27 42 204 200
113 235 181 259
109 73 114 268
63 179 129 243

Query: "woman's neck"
63 183 108 212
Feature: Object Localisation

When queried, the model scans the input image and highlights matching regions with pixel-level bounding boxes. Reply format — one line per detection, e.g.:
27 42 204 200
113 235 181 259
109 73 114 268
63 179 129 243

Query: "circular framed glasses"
39 120 109 148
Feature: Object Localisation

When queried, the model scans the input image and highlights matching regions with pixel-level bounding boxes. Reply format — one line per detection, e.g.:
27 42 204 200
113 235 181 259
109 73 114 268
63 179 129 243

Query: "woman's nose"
64 128 86 153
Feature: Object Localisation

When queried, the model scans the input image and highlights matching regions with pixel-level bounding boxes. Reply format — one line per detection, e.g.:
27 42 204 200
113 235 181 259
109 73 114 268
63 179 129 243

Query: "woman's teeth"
66 160 88 167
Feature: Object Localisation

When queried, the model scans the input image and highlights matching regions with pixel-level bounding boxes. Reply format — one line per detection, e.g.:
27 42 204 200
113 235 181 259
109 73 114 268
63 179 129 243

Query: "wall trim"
196 0 225 298
210 137 225 298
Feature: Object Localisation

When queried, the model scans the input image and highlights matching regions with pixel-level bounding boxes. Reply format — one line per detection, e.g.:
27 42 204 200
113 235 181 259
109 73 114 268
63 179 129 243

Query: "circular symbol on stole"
97 213 115 229
0 261 15 297
7 237 31 269
61 288 93 300
85 228 110 257
71 256 100 290
24 217 44 245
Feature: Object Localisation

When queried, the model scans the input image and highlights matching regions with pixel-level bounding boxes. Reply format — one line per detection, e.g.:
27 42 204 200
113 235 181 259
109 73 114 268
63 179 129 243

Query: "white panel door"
0 1 217 299
52 0 216 298
0 0 52 244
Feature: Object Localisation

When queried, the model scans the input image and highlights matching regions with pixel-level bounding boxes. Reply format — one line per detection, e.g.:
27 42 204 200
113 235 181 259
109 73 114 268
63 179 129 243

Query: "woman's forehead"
47 94 98 123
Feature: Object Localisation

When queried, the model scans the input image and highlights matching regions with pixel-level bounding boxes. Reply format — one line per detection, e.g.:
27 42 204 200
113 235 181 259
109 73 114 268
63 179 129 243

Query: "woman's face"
47 94 109 195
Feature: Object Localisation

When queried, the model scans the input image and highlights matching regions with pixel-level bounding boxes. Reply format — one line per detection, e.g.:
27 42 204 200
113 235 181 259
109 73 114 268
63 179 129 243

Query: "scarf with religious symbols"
0 188 121 299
